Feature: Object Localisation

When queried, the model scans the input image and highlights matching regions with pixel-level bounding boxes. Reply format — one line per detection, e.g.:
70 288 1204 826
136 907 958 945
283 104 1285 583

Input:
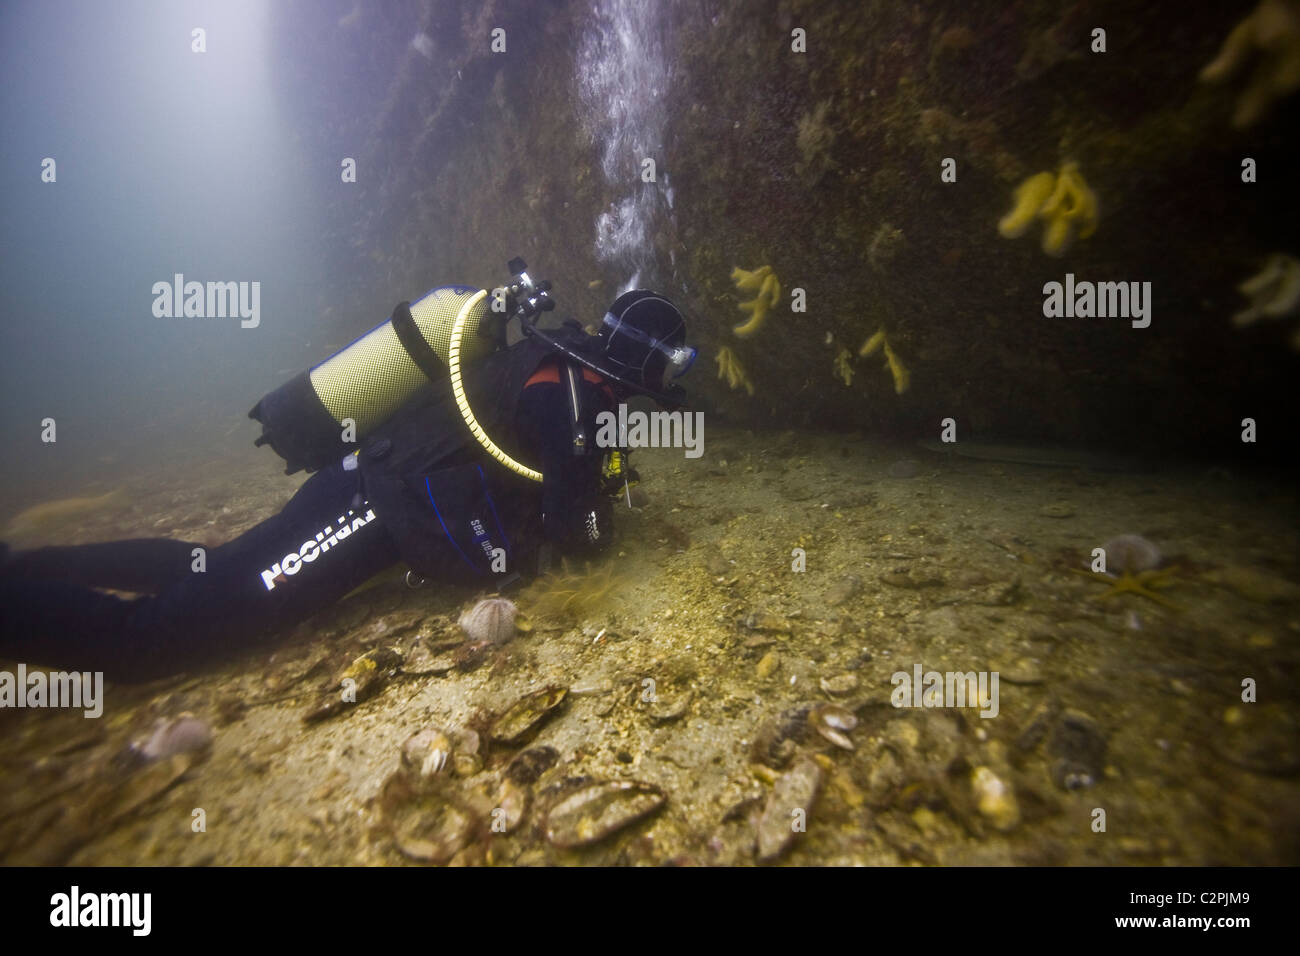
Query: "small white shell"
134 714 211 761
810 704 857 750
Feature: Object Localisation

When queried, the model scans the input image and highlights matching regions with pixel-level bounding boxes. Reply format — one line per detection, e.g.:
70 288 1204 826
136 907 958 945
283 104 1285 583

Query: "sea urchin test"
1042 273 1152 328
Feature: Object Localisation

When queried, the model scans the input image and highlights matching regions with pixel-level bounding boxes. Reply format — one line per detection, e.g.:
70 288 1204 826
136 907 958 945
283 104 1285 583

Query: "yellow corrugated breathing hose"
448 289 543 482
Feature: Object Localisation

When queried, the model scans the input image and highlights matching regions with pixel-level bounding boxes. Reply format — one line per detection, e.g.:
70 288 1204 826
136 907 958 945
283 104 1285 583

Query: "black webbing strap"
389 301 448 385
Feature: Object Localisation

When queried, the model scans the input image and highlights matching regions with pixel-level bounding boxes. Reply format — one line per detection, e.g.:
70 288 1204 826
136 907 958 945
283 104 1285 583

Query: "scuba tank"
249 261 556 475
251 256 651 538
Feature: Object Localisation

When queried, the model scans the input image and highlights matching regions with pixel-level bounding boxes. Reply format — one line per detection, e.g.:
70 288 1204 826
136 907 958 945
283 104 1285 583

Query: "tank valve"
502 257 554 324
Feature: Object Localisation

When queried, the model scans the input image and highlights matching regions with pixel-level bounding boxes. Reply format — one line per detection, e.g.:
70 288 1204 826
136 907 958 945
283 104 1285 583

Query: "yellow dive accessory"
600 449 640 506
601 450 628 484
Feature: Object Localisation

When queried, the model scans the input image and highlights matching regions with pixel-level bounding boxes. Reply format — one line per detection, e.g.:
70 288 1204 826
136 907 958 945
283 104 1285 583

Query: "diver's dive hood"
595 289 695 396
515 282 693 409
520 319 691 409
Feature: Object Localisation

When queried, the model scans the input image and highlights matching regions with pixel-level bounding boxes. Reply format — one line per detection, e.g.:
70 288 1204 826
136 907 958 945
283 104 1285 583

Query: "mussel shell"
803 704 858 750
492 779 531 833
812 703 858 732
390 795 477 864
1047 709 1107 791
340 646 404 686
815 725 855 751
544 780 667 849
489 686 568 744
303 647 403 723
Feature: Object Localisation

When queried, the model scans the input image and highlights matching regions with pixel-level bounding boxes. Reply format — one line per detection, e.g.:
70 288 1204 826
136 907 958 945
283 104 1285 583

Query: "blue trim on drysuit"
423 467 513 575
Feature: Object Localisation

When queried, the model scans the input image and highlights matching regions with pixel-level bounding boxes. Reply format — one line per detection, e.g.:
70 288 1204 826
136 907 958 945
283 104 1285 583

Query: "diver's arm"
516 382 613 555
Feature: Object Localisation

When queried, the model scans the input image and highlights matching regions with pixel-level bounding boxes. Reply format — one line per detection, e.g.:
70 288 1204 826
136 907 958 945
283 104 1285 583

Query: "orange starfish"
1069 566 1181 610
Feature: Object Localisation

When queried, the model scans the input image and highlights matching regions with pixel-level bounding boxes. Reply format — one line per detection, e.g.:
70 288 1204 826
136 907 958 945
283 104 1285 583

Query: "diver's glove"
541 490 614 556
553 495 613 555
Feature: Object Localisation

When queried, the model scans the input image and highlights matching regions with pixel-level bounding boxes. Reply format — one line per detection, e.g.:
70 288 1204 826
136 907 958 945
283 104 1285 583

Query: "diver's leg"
0 461 401 683
1 538 204 593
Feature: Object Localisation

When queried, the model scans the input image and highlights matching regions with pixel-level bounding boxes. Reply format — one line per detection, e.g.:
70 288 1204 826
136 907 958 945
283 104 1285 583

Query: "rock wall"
275 0 1297 460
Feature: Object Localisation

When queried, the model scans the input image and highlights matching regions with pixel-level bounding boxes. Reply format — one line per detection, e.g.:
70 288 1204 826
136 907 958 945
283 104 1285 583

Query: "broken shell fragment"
813 703 858 731
544 780 667 849
757 756 823 862
648 688 694 723
505 746 560 785
971 765 1021 831
402 639 457 676
751 705 814 769
816 726 854 750
819 673 859 696
741 610 792 634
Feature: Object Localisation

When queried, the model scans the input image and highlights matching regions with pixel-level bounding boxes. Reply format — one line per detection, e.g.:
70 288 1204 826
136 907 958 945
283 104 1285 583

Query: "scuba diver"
0 261 696 683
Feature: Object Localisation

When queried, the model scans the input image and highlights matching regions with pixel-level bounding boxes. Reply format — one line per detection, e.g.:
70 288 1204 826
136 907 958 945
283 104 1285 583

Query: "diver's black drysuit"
0 329 617 683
